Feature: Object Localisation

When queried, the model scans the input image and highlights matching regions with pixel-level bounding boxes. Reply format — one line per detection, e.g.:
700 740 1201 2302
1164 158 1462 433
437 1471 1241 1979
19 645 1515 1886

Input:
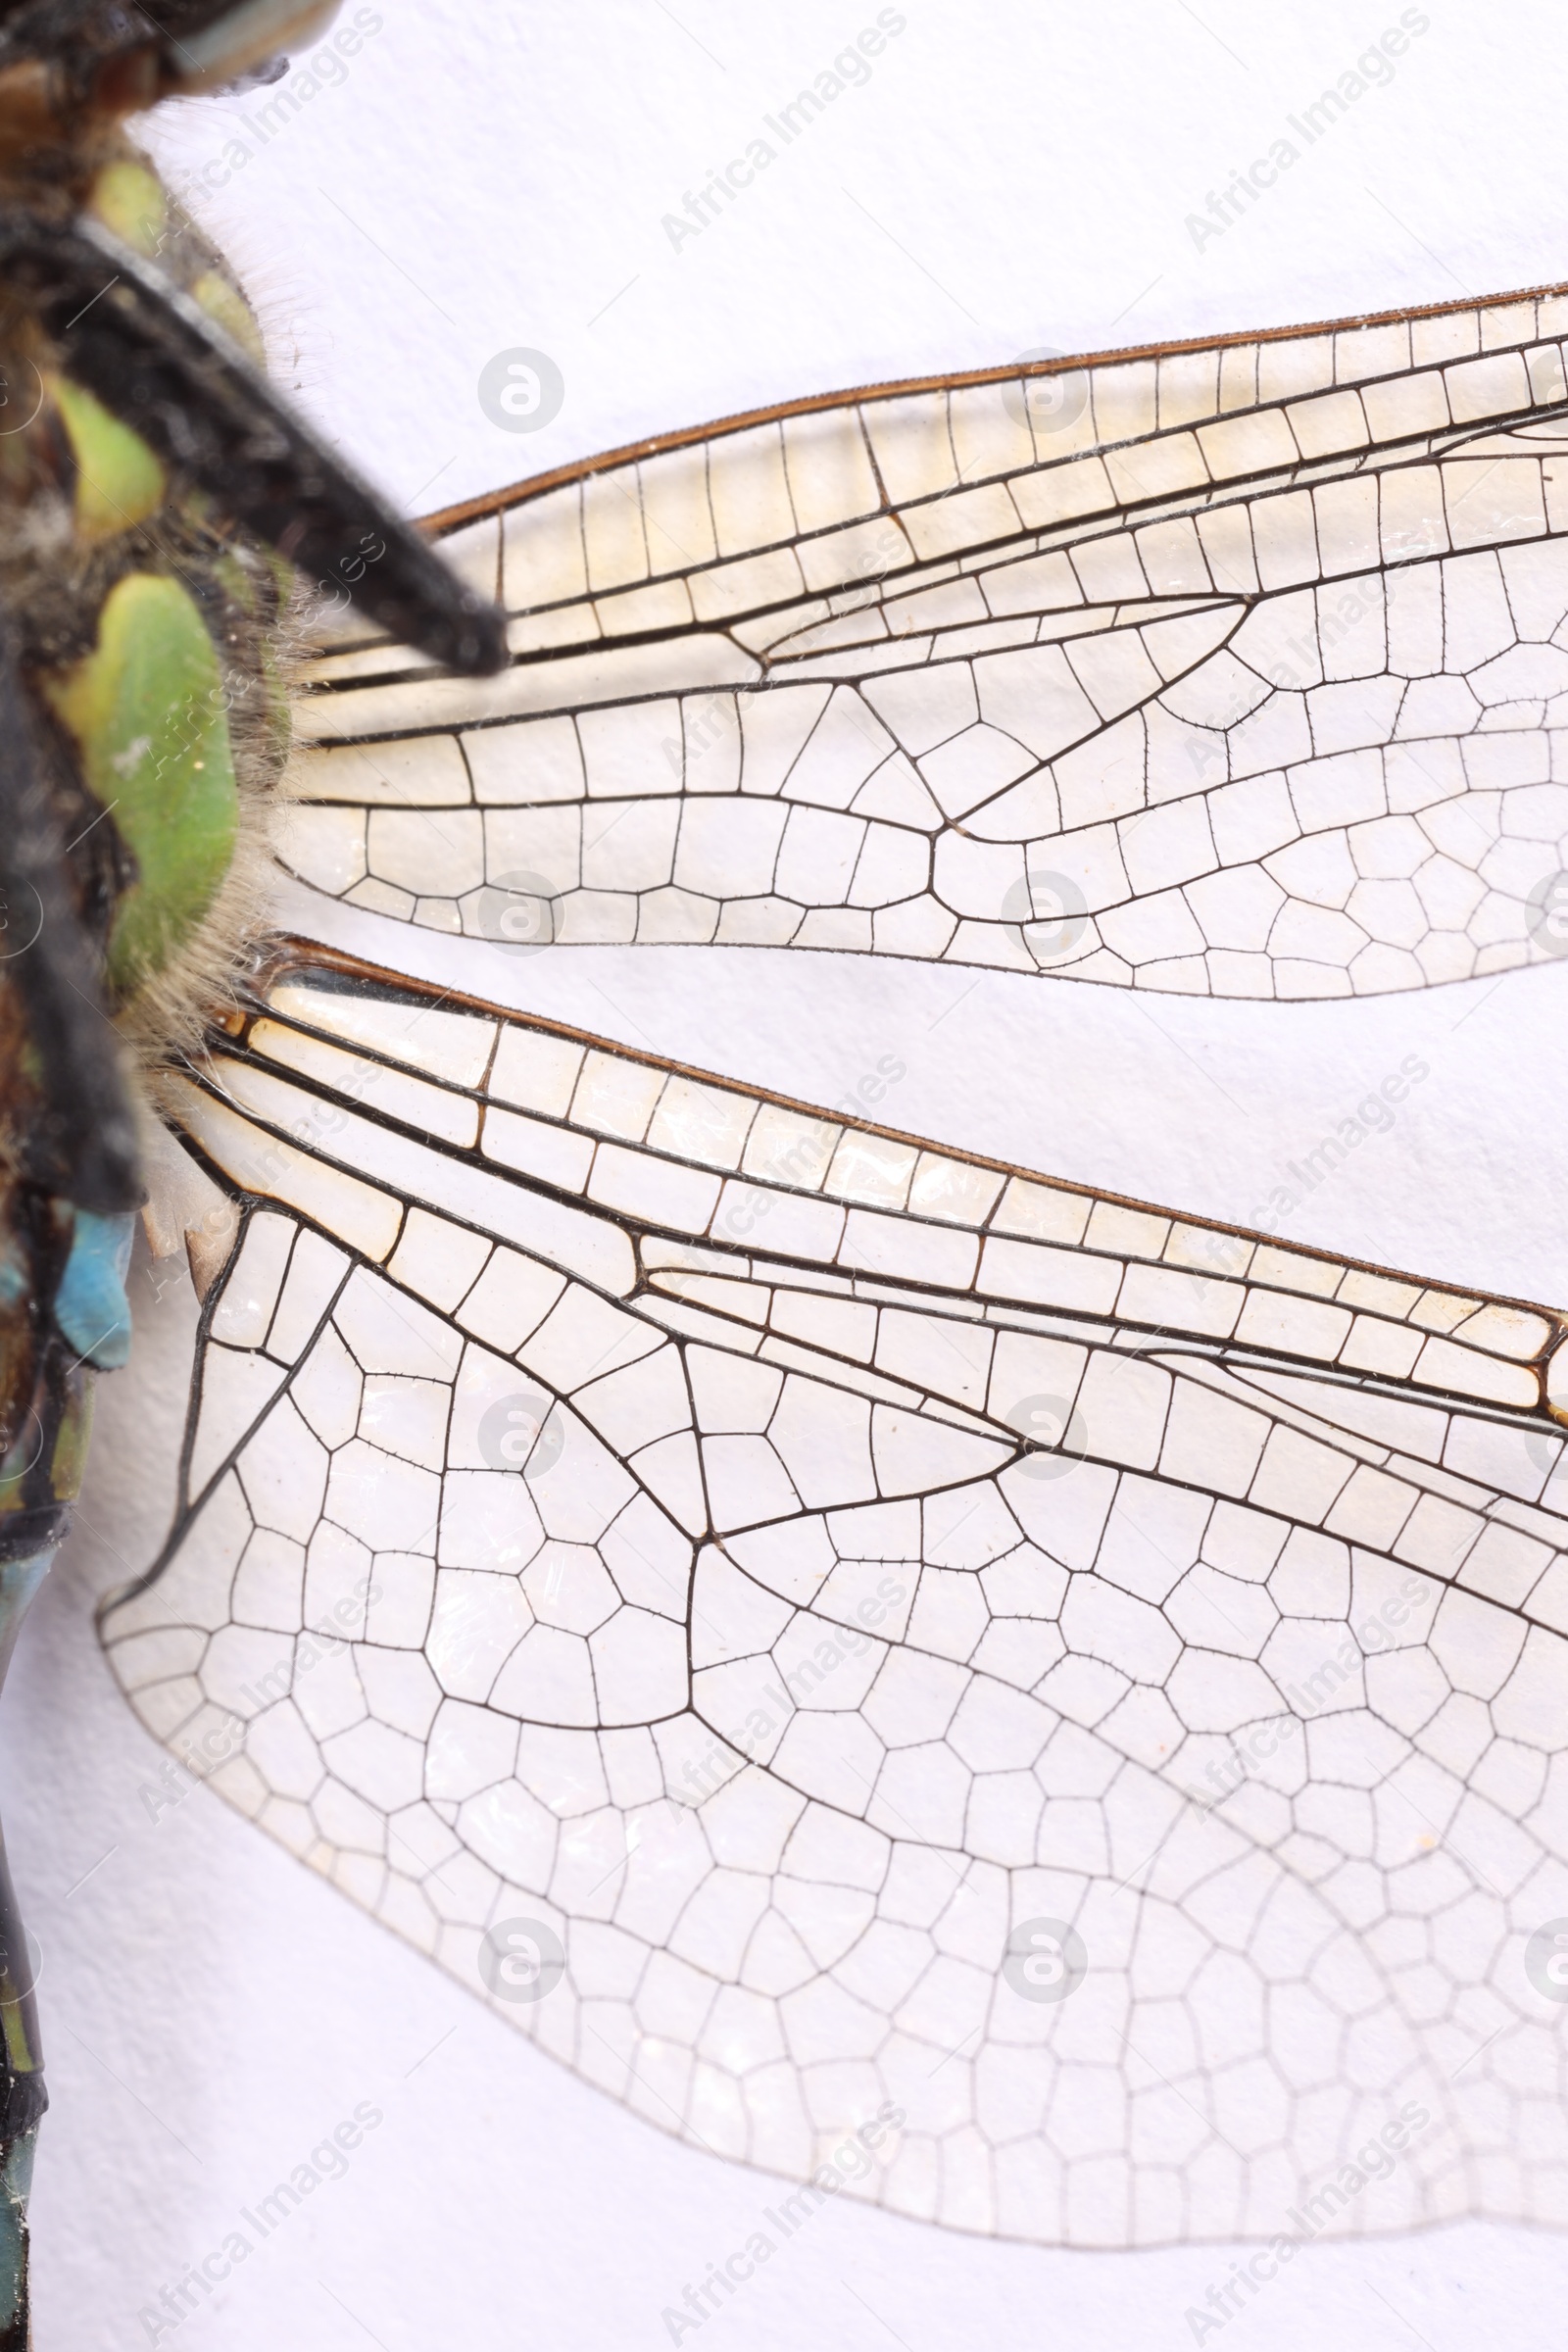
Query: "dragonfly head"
0 0 345 110
143 0 347 93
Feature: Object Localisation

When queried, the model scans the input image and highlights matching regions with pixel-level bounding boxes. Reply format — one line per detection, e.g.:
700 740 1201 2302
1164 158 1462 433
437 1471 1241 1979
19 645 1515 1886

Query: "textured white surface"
20 2 1568 2345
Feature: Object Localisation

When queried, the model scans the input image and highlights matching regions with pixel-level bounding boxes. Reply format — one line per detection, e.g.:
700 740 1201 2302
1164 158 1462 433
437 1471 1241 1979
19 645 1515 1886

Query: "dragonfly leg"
0 608 141 1218
0 207 507 676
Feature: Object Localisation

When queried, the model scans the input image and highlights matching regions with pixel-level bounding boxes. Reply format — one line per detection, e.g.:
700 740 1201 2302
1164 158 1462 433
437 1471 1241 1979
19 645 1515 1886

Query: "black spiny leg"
0 212 509 677
0 607 140 1217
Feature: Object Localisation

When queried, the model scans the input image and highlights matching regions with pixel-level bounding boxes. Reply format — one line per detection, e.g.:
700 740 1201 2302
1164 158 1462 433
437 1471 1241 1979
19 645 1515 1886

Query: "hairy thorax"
0 131 289 1553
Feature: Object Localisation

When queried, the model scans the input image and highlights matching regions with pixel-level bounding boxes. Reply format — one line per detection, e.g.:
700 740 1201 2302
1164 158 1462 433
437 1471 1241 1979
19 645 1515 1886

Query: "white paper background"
19 2 1568 2343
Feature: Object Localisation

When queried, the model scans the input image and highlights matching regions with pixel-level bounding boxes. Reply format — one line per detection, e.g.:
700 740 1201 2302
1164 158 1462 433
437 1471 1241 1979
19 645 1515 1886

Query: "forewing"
281 285 1568 999
103 952 1568 2244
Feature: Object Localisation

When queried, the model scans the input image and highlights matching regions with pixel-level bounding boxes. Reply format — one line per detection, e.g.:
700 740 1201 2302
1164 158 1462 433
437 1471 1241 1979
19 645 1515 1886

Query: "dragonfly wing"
102 949 1568 2244
282 285 1568 1000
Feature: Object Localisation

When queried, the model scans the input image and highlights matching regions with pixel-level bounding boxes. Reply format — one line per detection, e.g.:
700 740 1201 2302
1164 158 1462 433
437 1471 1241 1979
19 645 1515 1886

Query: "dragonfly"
96 264 1568 2281
7 3 1568 2333
0 3 504 2340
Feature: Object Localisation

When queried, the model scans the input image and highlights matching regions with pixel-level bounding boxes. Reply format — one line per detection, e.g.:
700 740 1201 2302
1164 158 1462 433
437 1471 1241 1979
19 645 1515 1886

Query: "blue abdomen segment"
52 1210 135 1371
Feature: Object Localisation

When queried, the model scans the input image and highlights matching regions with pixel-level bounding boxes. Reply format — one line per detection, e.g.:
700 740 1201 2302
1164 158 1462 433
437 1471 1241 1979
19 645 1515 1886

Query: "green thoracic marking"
86 160 168 259
44 573 239 997
44 1393 92 1514
49 375 166 543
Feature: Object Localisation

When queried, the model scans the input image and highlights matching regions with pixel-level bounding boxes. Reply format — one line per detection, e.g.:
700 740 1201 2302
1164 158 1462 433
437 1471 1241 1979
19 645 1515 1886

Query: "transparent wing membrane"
283 284 1568 999
104 947 1568 2248
109 288 1568 2251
